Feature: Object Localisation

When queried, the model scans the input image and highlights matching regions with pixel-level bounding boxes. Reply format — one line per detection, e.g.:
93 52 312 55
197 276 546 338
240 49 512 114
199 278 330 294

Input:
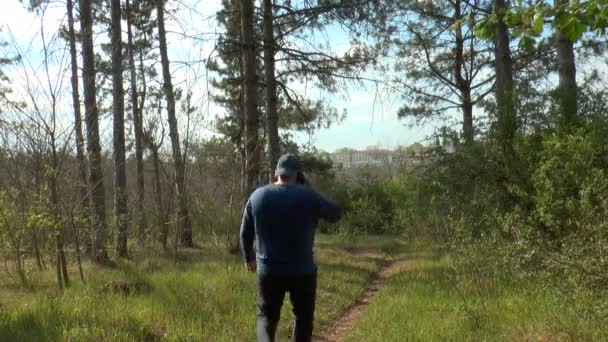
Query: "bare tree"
0 124 31 287
157 0 193 247
66 0 91 255
143 124 169 249
1 19 73 288
126 0 147 245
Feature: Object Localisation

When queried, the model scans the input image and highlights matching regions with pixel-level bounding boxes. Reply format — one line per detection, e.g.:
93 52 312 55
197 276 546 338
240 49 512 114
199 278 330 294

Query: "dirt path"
314 256 419 342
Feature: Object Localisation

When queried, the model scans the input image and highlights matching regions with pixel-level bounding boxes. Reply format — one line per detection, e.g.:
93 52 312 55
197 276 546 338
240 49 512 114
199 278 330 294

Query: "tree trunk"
70 211 85 283
150 145 167 249
157 0 193 247
462 98 473 144
32 156 45 272
263 0 280 179
60 243 69 286
50 143 69 289
126 0 146 245
111 0 129 258
240 0 260 195
15 241 26 286
79 0 109 263
237 19 246 197
493 0 516 155
32 230 44 271
454 0 474 145
555 0 577 130
67 0 91 255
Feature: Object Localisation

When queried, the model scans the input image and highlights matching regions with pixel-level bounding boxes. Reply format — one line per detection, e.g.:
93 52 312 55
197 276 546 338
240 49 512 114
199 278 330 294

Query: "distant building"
330 148 409 169
331 143 455 169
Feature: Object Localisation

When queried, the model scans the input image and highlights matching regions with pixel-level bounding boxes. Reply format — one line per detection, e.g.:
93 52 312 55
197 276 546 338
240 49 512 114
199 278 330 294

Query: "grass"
345 252 608 342
4 236 603 341
0 234 408 341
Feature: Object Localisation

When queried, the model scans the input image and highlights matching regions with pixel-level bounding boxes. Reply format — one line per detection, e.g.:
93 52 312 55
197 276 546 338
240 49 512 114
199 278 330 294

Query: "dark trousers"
256 270 317 342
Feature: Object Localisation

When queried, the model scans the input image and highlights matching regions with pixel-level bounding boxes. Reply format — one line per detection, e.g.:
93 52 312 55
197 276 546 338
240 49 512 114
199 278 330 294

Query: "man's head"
275 153 303 184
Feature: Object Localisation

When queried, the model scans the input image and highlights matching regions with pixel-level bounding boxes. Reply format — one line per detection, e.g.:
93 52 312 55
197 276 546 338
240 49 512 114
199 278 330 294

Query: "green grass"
0 234 408 341
345 253 607 342
5 236 602 341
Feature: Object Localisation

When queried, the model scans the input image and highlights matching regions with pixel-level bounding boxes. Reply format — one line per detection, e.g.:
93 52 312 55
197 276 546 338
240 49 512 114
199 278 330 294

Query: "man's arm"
314 191 342 223
239 200 255 265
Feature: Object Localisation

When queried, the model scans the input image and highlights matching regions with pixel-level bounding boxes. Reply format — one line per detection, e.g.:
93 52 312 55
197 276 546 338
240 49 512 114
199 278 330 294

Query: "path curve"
314 257 419 342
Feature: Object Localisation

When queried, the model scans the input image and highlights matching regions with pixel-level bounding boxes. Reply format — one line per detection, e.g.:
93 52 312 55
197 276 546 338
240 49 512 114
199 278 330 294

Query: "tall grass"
346 253 607 341
0 235 408 341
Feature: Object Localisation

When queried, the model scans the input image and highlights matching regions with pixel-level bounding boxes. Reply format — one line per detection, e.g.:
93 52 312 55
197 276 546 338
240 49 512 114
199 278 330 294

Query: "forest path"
314 255 422 342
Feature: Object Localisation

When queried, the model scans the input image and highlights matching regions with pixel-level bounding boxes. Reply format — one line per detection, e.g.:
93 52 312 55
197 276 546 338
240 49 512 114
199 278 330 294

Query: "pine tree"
554 0 577 130
393 0 494 145
493 0 516 155
79 0 109 263
111 0 129 257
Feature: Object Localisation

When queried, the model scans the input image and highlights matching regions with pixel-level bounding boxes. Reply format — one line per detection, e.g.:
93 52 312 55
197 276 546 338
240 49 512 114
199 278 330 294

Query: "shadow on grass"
318 261 373 279
0 309 63 342
0 295 164 342
316 235 408 255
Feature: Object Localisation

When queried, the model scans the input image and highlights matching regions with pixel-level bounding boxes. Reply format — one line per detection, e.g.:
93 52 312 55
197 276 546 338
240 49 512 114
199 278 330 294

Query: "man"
240 153 342 342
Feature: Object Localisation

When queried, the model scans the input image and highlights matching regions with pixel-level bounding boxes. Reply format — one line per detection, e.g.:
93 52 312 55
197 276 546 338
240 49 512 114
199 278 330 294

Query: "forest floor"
0 235 604 341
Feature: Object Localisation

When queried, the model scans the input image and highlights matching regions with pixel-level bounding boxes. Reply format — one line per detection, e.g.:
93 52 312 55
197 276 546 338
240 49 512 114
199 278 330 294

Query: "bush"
335 196 388 235
317 169 422 236
506 126 608 291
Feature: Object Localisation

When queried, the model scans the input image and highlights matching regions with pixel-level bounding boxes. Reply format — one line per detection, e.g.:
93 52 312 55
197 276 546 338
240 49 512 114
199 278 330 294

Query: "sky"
0 0 443 154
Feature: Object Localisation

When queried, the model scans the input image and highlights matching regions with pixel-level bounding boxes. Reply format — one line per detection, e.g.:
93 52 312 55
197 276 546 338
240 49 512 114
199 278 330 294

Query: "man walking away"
240 153 342 342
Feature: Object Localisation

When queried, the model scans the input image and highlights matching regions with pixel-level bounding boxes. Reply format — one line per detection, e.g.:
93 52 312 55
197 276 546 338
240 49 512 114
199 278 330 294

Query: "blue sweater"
239 184 342 275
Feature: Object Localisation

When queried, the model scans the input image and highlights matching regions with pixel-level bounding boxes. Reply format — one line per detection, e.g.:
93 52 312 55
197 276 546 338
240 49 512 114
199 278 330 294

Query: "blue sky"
290 86 440 151
0 0 444 153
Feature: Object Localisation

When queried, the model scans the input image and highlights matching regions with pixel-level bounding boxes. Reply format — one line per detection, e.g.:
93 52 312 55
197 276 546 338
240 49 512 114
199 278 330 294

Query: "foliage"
405 117 608 321
475 0 608 47
508 124 608 292
0 192 20 253
316 166 419 237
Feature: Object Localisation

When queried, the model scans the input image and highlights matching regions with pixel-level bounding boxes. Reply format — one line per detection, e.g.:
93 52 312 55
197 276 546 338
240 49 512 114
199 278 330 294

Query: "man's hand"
245 259 257 273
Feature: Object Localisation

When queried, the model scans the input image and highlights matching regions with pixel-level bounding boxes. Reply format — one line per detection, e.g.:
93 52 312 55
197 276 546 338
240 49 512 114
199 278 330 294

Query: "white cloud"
1 1 66 48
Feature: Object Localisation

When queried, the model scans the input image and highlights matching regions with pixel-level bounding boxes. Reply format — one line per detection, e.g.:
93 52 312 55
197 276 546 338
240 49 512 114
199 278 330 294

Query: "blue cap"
275 153 302 177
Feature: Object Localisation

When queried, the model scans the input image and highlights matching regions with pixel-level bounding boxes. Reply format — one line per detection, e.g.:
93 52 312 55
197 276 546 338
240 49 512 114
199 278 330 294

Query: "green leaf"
519 35 536 51
563 17 587 41
513 28 524 38
505 10 521 26
597 5 608 29
555 12 570 29
474 19 494 40
533 12 545 35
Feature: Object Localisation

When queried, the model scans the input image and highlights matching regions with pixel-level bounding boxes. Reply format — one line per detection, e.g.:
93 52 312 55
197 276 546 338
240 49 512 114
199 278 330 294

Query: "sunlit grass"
346 254 607 341
0 234 408 341
4 237 603 341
